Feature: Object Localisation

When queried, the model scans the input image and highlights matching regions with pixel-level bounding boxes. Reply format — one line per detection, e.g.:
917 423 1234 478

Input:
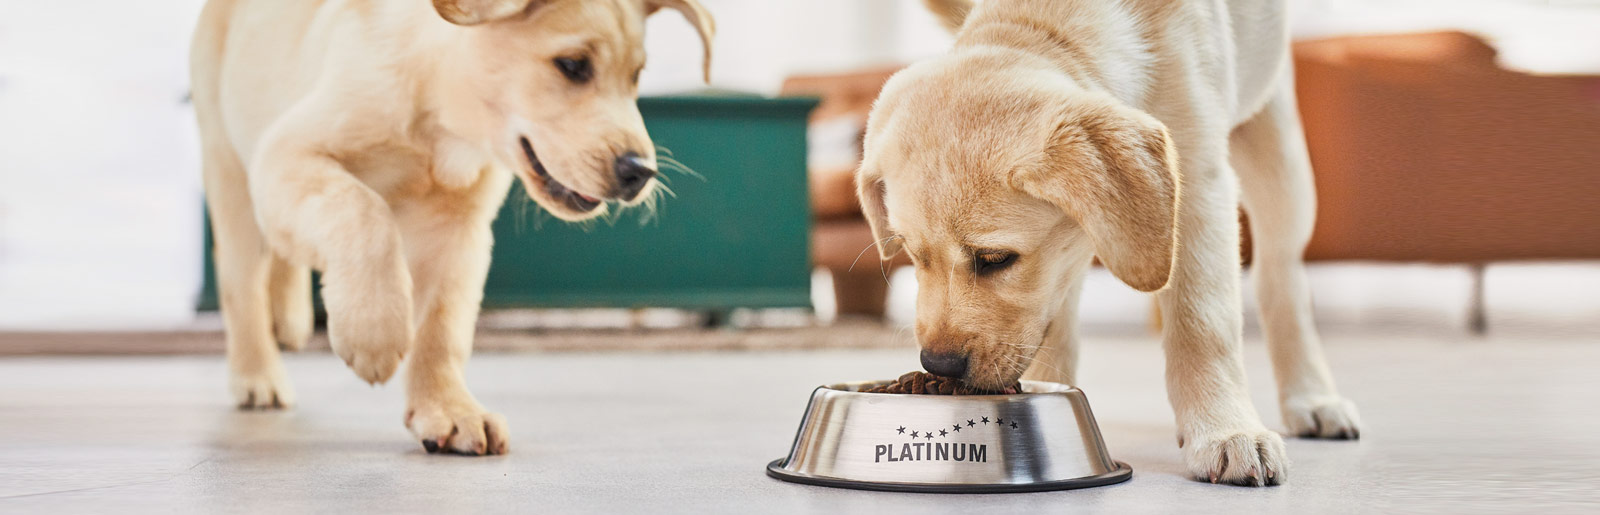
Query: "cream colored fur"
866 0 1360 485
191 0 712 455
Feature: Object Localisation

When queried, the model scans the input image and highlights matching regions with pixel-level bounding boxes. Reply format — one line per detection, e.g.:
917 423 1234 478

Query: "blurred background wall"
1 0 1597 333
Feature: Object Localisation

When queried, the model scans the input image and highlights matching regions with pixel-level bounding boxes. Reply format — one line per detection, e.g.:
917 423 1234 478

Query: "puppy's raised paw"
325 295 411 385
1283 394 1362 440
407 398 510 456
1181 428 1288 486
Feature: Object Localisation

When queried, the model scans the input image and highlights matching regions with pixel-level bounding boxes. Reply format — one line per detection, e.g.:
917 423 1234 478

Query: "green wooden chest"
200 94 818 312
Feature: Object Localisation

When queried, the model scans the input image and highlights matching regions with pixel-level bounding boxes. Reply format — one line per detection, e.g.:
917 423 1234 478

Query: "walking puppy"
191 0 712 455
859 0 1359 485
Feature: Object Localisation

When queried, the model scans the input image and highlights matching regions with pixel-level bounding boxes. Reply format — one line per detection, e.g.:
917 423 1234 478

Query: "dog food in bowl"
861 371 1022 395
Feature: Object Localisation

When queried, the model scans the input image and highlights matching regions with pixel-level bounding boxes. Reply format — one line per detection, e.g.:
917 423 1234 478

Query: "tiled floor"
0 331 1593 513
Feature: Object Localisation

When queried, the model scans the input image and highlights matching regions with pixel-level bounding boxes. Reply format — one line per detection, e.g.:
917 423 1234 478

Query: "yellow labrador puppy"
190 0 712 455
859 0 1359 485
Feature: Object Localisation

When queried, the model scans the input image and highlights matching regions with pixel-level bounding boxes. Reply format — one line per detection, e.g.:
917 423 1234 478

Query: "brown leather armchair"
1295 31 1600 263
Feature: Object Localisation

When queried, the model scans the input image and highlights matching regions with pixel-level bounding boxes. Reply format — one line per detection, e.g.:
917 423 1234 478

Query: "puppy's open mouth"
519 136 602 213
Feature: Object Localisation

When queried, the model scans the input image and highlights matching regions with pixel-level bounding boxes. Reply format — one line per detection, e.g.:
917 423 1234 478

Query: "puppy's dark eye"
632 66 643 85
553 57 593 83
975 251 1018 275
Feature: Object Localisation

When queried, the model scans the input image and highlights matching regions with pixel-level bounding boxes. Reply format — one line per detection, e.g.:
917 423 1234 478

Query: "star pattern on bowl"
898 414 1023 439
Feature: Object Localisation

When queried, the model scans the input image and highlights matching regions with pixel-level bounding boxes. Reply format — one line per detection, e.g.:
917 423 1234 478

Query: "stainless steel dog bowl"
767 380 1130 493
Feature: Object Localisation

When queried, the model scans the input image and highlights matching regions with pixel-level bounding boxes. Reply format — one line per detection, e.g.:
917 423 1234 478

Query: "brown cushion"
1294 31 1600 262
810 166 863 221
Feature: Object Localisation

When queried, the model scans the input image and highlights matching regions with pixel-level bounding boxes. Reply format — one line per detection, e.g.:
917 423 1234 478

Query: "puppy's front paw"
325 296 410 385
230 363 295 410
1181 428 1288 486
1283 394 1361 440
406 396 509 456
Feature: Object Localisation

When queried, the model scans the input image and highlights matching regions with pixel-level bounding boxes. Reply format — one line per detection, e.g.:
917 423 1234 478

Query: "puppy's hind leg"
268 256 313 351
1233 77 1360 440
203 141 295 409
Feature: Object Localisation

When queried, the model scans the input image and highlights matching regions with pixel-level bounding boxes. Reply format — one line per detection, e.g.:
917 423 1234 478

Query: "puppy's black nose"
613 152 656 201
920 349 968 378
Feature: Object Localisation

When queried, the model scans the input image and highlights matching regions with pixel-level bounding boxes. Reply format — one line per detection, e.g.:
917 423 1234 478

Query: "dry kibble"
862 371 1021 395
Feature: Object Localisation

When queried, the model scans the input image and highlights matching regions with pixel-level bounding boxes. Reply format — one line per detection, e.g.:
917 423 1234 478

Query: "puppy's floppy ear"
432 0 536 25
1015 97 1181 292
646 0 716 83
922 0 975 34
856 170 904 260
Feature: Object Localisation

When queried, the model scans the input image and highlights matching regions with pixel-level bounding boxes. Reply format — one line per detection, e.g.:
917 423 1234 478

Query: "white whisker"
847 235 903 281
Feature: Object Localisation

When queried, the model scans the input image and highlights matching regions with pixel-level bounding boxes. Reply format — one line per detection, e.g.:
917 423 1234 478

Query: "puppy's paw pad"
407 401 510 456
1183 429 1287 487
230 370 295 410
339 346 406 385
1283 395 1362 440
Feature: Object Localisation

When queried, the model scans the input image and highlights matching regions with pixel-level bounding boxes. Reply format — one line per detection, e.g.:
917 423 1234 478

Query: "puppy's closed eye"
553 56 593 83
975 251 1018 275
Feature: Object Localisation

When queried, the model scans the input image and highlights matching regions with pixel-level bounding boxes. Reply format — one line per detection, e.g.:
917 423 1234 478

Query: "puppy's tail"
922 0 974 34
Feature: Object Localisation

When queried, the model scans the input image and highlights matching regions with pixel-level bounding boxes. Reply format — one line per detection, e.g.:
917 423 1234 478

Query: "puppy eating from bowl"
190 0 712 455
856 0 1360 485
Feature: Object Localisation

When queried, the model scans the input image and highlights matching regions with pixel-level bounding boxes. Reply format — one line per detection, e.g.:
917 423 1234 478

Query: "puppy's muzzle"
613 152 656 201
920 349 969 378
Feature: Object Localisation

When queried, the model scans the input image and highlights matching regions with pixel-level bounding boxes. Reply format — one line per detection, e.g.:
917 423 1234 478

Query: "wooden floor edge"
0 324 914 356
